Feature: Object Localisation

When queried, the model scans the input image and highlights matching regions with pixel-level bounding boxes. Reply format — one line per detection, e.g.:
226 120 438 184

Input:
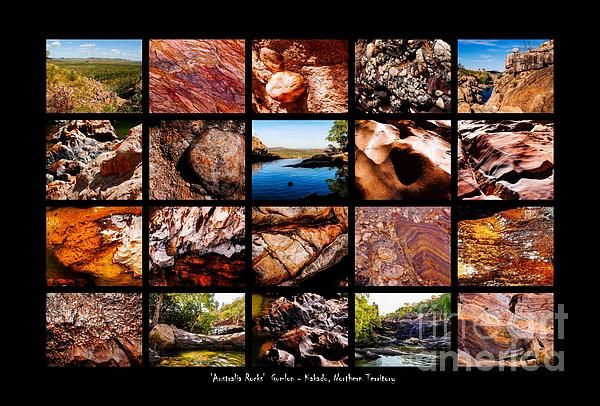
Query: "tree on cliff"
327 120 348 153
150 293 219 334
355 293 381 346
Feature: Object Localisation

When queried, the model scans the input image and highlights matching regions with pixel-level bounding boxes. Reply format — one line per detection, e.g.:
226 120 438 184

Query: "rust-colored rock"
355 120 451 200
149 120 245 200
149 39 245 113
46 207 142 286
458 120 553 200
149 207 245 286
458 293 554 367
46 293 142 367
458 207 554 286
355 207 450 286
252 207 348 287
252 39 348 113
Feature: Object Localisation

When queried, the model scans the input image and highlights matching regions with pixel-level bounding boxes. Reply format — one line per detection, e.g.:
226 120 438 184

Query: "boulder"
150 324 176 352
266 71 306 103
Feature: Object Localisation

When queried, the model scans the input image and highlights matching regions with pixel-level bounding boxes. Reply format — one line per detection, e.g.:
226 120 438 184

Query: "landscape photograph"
46 207 142 286
150 120 245 200
355 39 451 113
355 120 451 200
149 39 245 113
252 39 348 113
458 120 554 200
458 207 554 286
458 293 554 367
355 207 450 286
458 39 553 113
47 293 142 367
252 120 348 200
46 39 142 113
149 206 245 286
46 119 142 200
252 293 348 367
355 293 451 368
252 207 348 287
150 293 245 367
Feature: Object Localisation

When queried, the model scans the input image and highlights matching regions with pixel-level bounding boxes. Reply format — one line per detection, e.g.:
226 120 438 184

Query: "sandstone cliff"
252 135 281 161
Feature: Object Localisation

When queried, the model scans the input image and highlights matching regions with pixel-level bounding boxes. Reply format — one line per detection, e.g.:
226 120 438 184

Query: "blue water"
482 86 494 103
252 158 343 200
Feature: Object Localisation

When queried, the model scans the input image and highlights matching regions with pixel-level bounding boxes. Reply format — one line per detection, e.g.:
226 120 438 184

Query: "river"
481 86 494 103
356 346 441 367
158 350 245 367
252 158 347 200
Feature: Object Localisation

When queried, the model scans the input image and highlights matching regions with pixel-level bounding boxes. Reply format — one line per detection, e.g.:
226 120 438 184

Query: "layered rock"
150 120 245 200
256 293 348 367
46 207 142 286
46 293 142 367
355 120 451 200
458 120 554 200
252 40 348 113
355 39 451 113
458 293 554 367
458 207 554 286
355 207 450 286
149 40 245 113
46 120 142 200
149 207 245 286
251 135 281 162
252 207 348 286
506 40 553 74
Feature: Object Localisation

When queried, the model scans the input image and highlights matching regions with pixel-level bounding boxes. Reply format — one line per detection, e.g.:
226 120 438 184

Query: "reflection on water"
252 158 347 200
356 347 440 367
159 350 245 367
252 294 276 366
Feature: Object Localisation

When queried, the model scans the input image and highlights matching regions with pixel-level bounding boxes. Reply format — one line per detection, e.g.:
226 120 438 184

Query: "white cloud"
460 40 501 47
80 43 96 48
48 41 61 47
111 49 121 53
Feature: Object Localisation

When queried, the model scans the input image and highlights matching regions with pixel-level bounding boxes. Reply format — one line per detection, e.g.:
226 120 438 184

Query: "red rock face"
458 120 554 200
458 207 554 286
458 293 554 367
355 207 450 286
355 120 451 200
149 40 245 113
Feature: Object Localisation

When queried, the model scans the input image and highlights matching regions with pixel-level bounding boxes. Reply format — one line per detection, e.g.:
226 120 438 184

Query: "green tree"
326 120 348 153
355 293 381 346
149 293 219 334
217 296 245 324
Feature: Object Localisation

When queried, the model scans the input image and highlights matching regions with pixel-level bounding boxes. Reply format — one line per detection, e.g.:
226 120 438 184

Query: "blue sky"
367 293 442 315
46 39 142 61
458 39 549 71
253 120 337 148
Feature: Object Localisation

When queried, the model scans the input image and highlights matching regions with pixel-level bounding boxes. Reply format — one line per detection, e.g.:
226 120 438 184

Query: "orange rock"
266 71 305 103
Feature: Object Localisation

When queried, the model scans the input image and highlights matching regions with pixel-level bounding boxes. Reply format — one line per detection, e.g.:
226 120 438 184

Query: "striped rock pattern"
355 207 450 286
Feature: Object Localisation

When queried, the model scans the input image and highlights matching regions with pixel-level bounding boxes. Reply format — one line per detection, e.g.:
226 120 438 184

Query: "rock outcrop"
46 293 142 367
252 40 348 113
46 207 142 286
149 207 245 286
252 207 348 286
46 120 142 200
355 120 451 200
256 293 348 367
458 293 554 367
150 120 245 200
458 120 554 200
505 40 554 74
355 207 451 286
284 153 347 168
149 40 245 113
457 75 483 113
355 39 451 113
458 207 554 286
251 136 281 162
150 324 245 352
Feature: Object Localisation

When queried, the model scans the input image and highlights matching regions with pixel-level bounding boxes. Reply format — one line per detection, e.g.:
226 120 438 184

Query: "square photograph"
46 119 142 200
149 39 245 113
458 120 554 200
355 39 451 113
252 120 348 200
355 293 451 368
252 293 348 367
252 207 348 287
458 39 554 113
46 293 142 367
46 207 142 286
458 293 554 367
355 120 451 200
46 39 142 113
355 207 451 286
458 207 554 286
149 293 245 367
149 206 245 286
252 39 348 113
150 120 245 200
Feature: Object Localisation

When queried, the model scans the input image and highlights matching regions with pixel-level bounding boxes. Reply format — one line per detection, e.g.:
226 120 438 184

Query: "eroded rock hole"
390 149 424 186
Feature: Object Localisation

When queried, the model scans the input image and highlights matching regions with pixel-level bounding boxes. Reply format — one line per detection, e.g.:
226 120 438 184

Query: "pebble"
399 69 408 77
436 97 445 109
366 43 375 59
435 90 444 97
389 67 399 76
